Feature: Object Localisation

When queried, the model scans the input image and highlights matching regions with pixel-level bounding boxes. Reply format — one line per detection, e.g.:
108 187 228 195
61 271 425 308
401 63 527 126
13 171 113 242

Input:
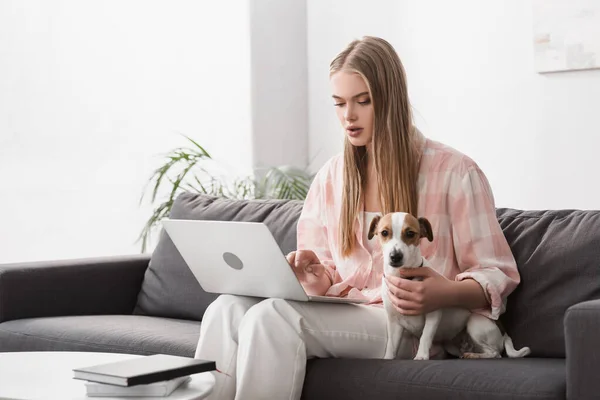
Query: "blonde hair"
330 36 421 258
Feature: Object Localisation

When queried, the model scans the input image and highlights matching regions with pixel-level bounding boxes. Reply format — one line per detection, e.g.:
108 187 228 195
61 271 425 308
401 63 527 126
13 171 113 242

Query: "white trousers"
194 294 417 400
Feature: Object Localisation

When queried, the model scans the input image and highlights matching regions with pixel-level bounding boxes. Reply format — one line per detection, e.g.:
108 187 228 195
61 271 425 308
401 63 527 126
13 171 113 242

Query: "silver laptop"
161 218 367 304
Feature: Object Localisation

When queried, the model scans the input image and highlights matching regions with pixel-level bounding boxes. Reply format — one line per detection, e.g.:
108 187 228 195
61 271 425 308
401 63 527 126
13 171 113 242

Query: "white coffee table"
0 351 215 400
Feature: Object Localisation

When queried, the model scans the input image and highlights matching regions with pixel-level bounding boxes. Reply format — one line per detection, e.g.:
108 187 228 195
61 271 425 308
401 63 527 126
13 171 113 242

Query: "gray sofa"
1 192 600 400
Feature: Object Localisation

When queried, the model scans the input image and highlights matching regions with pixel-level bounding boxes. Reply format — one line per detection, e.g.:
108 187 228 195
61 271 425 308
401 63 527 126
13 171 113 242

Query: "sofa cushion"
0 315 199 357
302 358 565 400
134 193 304 321
497 208 600 357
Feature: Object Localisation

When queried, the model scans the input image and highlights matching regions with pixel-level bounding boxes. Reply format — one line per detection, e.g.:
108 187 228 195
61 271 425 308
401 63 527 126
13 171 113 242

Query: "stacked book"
72 354 216 398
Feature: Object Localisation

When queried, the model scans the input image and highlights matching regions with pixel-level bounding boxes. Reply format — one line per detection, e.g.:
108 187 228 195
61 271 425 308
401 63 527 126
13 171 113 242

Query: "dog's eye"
406 230 415 238
381 230 389 237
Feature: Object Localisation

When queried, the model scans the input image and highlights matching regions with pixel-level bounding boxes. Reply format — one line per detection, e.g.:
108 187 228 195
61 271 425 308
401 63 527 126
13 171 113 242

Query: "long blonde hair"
330 36 421 258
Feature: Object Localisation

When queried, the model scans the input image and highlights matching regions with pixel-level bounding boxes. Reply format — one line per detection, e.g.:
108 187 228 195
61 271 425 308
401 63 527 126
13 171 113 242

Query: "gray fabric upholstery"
0 255 150 323
134 193 304 321
0 315 199 357
302 358 565 400
496 209 600 358
565 299 600 400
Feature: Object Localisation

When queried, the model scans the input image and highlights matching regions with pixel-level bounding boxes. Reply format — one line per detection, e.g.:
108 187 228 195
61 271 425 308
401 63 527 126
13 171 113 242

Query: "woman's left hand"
384 267 454 316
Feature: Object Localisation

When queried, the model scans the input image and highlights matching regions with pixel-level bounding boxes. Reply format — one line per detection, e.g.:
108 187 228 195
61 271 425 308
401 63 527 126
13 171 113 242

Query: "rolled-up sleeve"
449 160 520 320
296 164 341 286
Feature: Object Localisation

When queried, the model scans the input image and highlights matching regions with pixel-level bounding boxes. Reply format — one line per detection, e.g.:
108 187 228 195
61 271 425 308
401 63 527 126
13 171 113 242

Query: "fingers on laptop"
295 250 319 267
286 251 296 266
287 250 323 278
309 263 324 277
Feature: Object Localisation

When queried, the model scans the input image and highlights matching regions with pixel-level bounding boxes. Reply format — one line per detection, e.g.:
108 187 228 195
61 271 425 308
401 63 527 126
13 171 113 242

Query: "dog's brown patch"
368 213 393 243
402 215 422 246
402 215 434 245
367 215 381 240
418 217 434 242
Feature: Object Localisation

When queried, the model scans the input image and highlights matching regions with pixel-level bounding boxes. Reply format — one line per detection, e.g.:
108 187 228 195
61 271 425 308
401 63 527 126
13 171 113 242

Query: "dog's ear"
367 215 381 240
418 217 434 242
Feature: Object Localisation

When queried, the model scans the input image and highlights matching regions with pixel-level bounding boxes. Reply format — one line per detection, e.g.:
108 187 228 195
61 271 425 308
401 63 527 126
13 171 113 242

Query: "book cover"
72 354 216 387
85 376 191 397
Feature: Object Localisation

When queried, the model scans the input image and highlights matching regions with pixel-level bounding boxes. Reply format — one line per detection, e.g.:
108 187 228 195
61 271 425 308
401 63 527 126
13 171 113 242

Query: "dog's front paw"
413 353 429 360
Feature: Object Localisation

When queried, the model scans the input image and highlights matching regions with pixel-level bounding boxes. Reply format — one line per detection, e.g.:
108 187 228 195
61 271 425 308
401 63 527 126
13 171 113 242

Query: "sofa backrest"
134 192 600 358
133 192 304 321
497 208 600 358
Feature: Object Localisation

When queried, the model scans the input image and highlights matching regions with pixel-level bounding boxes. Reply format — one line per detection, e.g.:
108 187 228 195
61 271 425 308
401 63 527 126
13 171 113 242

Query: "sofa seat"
0 315 566 400
302 358 565 400
0 315 200 357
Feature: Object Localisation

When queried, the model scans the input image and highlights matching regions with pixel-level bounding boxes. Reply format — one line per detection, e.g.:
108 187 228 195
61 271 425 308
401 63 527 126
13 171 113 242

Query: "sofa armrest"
0 254 150 323
565 299 600 400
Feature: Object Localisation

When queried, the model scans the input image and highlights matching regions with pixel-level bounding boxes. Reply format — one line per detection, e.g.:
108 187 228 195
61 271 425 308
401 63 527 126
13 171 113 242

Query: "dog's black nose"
389 251 403 266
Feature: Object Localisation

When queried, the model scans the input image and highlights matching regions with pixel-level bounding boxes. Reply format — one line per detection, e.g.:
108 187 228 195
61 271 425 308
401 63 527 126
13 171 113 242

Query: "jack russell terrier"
368 212 531 360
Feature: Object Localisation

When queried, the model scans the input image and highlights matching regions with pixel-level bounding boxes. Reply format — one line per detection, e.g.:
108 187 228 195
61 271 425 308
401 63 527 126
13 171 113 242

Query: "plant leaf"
138 135 316 252
182 134 211 158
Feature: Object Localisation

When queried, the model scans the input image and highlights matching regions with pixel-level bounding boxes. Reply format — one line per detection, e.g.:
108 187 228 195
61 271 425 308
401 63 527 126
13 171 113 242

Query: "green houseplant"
138 135 314 252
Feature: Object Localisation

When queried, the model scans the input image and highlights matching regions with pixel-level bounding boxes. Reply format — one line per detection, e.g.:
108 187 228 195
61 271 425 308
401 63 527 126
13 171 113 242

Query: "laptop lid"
161 218 310 302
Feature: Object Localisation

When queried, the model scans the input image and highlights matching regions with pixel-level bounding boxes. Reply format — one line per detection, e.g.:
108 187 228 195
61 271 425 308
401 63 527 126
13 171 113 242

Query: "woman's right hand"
286 250 332 296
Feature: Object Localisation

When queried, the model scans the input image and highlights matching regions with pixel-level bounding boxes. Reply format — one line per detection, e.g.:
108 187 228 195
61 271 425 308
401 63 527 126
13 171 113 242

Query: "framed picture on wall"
533 0 600 73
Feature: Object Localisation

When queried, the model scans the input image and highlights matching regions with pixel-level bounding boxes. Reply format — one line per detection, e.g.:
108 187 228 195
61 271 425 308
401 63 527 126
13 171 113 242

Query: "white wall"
250 0 308 175
307 0 600 210
0 0 309 264
0 0 253 263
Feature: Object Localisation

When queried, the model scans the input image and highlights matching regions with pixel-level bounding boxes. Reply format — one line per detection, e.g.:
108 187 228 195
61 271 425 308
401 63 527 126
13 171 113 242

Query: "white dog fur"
368 212 531 360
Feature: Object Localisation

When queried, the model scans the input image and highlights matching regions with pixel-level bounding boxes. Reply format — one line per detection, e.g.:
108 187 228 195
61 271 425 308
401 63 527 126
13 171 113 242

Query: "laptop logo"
223 252 244 270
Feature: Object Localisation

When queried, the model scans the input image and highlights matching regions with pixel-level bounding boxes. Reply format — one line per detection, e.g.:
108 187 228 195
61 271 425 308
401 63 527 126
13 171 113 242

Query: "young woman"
195 36 521 400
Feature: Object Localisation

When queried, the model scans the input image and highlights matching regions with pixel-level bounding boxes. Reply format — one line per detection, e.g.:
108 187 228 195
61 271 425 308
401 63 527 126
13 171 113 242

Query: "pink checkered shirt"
296 130 520 320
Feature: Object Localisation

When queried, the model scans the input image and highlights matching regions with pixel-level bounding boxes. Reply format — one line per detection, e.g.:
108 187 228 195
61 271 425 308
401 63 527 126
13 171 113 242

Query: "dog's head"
368 212 433 272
